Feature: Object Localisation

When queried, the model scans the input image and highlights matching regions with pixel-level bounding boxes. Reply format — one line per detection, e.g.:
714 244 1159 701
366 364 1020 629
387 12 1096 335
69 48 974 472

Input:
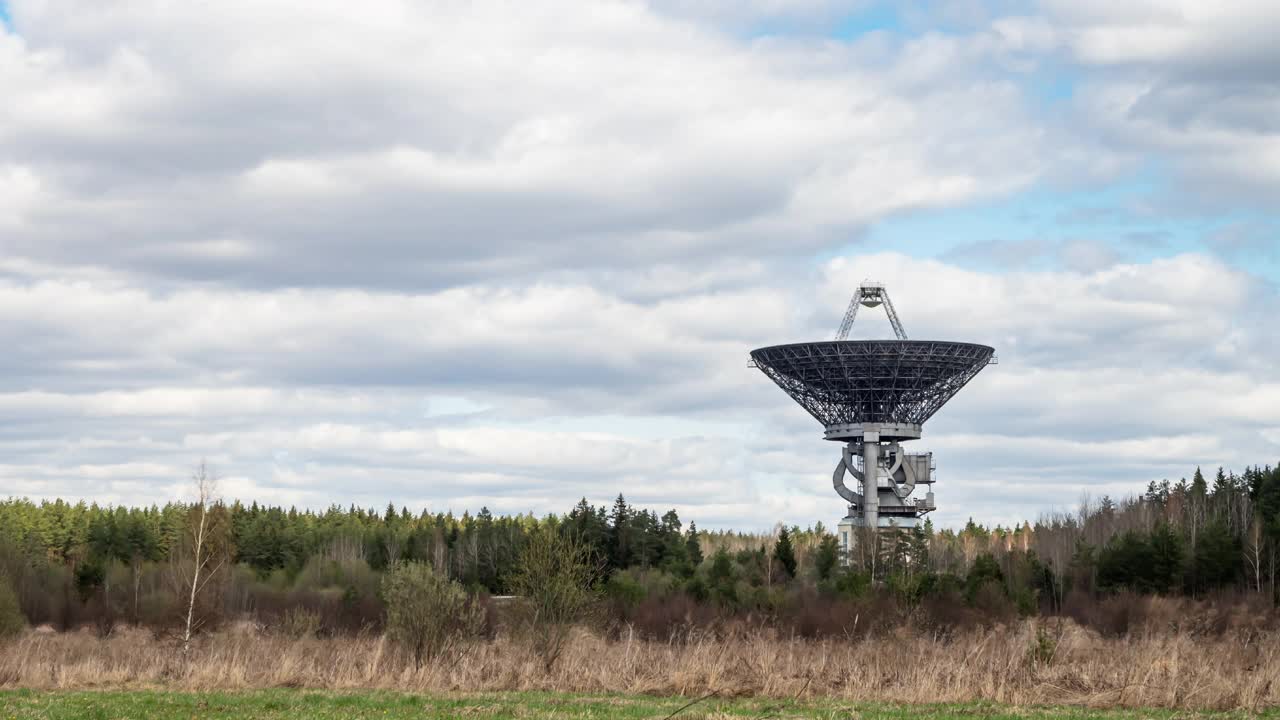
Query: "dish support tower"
831 284 934 548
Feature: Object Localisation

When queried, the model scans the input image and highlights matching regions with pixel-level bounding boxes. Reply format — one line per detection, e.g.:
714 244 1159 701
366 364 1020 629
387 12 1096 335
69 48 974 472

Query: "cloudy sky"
2 1 1278 530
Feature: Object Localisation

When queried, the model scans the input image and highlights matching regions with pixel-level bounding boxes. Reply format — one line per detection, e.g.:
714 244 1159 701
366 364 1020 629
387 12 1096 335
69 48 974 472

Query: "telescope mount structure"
750 282 994 553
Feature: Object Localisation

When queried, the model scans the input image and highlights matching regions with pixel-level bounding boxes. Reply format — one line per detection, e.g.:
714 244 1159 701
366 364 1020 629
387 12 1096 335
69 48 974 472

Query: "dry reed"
2 617 1277 712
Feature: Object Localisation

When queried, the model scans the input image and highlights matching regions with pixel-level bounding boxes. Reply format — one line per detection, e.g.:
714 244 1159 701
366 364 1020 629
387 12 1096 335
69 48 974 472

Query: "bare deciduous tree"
169 462 231 654
1246 516 1265 595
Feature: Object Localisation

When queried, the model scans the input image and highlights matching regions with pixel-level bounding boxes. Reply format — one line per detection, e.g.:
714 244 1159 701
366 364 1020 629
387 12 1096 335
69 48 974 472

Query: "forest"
2 462 1280 639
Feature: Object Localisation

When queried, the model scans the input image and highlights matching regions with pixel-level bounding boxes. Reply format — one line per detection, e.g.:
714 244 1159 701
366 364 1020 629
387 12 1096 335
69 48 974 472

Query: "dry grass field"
2 618 1278 714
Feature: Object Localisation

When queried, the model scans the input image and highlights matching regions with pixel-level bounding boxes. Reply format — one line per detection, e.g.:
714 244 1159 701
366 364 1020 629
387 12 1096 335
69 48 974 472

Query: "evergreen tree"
1148 522 1185 593
706 547 736 605
965 553 1004 601
1191 467 1208 498
660 509 681 536
1068 539 1097 593
1213 467 1230 498
685 522 704 567
1144 481 1164 506
1098 531 1161 593
1099 495 1117 516
657 510 692 576
565 498 609 561
814 534 839 581
632 510 660 568
773 527 797 579
1191 520 1240 594
607 495 632 570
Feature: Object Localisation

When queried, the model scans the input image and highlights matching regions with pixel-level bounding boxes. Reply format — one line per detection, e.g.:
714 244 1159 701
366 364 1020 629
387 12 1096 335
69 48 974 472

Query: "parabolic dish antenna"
750 282 994 544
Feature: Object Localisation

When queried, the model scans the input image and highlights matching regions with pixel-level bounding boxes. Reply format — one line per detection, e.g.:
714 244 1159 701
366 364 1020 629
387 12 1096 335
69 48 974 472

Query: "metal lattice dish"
749 340 994 429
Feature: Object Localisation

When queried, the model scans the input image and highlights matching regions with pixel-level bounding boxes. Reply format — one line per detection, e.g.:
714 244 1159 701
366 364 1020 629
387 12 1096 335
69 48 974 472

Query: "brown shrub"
615 593 726 641
782 592 859 639
917 590 986 637
247 587 384 636
1063 589 1143 637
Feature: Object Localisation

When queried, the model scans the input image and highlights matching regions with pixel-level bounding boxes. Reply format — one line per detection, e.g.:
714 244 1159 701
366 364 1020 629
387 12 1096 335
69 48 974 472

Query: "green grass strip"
1 689 1275 719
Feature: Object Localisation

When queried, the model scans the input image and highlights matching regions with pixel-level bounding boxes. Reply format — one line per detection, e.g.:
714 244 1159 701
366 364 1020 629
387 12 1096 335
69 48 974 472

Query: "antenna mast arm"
881 290 907 340
835 296 861 340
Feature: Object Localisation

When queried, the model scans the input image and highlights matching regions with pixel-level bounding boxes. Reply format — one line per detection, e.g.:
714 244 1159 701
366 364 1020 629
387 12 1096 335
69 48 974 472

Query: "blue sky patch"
830 173 1280 282
833 4 901 38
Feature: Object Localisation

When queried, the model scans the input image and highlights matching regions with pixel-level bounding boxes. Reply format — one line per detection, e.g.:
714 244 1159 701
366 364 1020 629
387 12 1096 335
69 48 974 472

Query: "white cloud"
2 1 1278 532
1 250 1276 530
0 0 1051 289
1027 0 1280 202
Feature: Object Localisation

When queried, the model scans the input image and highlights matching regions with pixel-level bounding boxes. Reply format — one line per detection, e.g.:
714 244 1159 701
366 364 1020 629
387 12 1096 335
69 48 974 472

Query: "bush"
705 548 739 607
509 529 600 671
1027 623 1059 667
1065 589 1146 638
382 561 485 668
828 569 871 599
784 590 864 639
1012 586 1039 617
245 556 385 635
280 607 322 639
684 575 709 602
622 592 723 641
970 581 1016 622
965 554 1004 602
0 573 25 638
918 589 983 636
923 572 965 597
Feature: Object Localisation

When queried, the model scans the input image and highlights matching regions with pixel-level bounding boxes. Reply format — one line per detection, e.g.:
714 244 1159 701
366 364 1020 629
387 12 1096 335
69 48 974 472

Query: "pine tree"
660 510 681 535
814 534 839 581
1213 467 1230 497
565 498 609 562
773 527 797 578
1099 495 1117 516
1191 521 1239 594
707 547 736 605
631 510 659 568
607 495 632 570
1148 522 1184 593
1145 481 1164 505
685 522 704 567
1191 467 1208 498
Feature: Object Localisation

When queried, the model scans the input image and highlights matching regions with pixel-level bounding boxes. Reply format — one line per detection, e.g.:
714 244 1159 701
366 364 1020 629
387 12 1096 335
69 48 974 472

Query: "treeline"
597 464 1280 641
1 463 1278 639
920 465 1280 604
0 494 704 593
0 491 709 633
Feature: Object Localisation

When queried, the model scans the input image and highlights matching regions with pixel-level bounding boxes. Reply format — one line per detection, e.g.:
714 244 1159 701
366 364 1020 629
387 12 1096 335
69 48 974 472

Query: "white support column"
862 430 879 530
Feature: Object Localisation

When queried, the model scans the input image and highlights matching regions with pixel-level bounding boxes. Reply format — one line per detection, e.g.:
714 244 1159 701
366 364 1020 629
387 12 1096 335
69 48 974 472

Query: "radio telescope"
750 282 994 551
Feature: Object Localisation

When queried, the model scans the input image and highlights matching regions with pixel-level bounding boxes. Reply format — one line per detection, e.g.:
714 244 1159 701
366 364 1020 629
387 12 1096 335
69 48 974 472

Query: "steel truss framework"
750 340 995 427
836 283 907 341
